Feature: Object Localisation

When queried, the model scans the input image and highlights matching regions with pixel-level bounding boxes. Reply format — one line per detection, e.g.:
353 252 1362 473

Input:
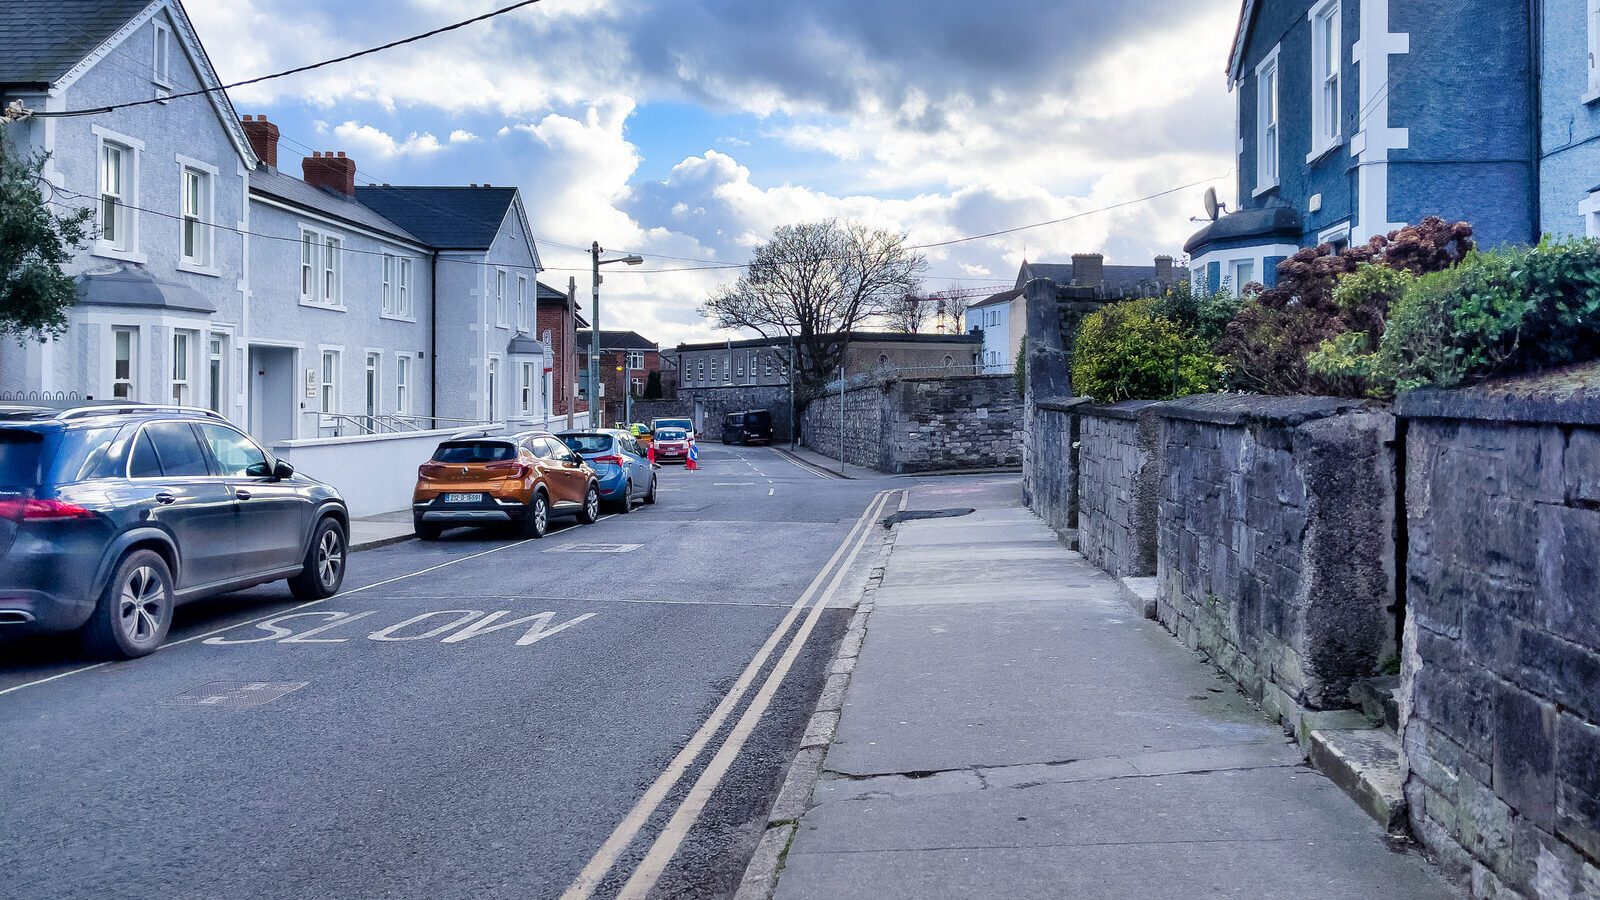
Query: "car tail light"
418 463 447 479
484 461 531 479
592 455 625 466
0 499 96 521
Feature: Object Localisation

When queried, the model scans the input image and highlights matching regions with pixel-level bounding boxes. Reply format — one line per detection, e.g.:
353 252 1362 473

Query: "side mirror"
273 460 295 479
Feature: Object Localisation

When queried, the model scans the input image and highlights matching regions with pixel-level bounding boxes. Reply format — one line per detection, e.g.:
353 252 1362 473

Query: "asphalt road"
0 443 894 900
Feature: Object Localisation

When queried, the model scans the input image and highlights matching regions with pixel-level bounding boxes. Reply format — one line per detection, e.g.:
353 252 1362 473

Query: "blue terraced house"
1187 0 1541 294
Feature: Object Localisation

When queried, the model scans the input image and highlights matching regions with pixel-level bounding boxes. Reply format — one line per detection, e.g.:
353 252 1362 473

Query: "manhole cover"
167 682 308 708
549 543 643 553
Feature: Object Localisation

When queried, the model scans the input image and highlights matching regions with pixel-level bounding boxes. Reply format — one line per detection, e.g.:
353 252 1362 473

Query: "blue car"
558 430 657 513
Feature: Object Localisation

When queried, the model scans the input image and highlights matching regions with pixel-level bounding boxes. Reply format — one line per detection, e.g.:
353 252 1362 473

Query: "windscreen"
562 434 613 455
0 429 47 487
433 441 517 463
655 419 692 432
657 429 687 441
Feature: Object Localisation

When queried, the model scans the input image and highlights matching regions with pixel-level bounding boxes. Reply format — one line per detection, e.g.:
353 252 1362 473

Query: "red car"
653 428 691 464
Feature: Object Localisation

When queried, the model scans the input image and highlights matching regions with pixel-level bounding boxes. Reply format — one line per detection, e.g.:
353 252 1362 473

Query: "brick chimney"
302 150 356 197
1154 255 1174 284
1071 253 1105 287
241 114 279 169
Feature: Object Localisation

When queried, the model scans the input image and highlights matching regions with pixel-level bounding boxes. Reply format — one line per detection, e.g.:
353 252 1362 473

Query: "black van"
721 410 774 445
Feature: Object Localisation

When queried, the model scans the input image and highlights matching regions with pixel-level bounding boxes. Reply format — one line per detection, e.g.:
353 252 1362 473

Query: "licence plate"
443 493 483 503
664 449 681 456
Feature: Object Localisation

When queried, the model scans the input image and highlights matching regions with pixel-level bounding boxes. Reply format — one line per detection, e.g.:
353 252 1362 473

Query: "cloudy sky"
187 0 1240 346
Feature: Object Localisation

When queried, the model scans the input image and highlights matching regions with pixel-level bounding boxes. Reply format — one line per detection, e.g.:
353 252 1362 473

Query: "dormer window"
152 22 172 88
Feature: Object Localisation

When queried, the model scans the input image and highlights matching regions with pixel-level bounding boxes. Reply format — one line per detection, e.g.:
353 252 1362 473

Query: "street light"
589 242 643 428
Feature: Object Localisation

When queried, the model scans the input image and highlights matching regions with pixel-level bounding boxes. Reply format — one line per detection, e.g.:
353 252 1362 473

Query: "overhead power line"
30 0 550 119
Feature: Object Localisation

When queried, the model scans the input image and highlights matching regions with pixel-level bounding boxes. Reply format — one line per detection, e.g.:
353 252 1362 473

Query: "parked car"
559 430 657 513
651 417 695 443
722 410 774 445
412 430 600 540
0 404 348 659
627 423 654 449
653 428 692 464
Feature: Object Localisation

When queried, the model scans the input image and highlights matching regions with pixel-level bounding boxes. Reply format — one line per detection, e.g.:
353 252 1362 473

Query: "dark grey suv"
0 405 349 659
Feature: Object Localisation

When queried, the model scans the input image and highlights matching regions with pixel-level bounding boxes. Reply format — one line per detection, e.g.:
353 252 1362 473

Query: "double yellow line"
561 488 900 900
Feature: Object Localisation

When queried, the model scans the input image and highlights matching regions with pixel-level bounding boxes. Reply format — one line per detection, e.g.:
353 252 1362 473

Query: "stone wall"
1077 401 1162 578
633 384 795 442
802 375 1022 474
1397 368 1600 900
800 383 887 470
1025 399 1082 537
1154 396 1397 731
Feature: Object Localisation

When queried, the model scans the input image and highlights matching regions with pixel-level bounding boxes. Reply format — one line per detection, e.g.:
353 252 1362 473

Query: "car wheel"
80 549 175 660
521 491 550 539
578 483 601 524
614 481 633 514
289 517 347 600
415 521 444 541
644 474 657 505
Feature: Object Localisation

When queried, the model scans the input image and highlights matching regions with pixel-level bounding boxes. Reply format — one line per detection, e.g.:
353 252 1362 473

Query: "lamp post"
589 242 643 428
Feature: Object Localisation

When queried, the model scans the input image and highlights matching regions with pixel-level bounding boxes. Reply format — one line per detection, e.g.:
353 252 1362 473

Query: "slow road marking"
561 488 899 900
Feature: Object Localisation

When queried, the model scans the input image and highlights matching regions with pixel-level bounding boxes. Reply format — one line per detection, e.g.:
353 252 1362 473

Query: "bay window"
170 330 193 405
112 327 138 400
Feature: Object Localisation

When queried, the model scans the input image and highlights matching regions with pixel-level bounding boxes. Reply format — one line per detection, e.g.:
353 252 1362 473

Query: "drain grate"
167 681 308 709
548 543 643 553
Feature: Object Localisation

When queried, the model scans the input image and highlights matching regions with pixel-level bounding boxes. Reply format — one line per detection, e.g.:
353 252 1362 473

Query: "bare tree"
700 220 926 402
885 289 931 333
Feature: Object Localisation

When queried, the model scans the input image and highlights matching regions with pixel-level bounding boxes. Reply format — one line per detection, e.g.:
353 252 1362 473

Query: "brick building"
537 281 588 418
576 330 660 426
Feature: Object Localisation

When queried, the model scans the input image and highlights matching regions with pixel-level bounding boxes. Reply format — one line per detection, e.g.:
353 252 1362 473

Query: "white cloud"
331 122 445 158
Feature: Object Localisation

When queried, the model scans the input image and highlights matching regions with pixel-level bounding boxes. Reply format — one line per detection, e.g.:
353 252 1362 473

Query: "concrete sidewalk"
769 477 1452 900
348 509 415 551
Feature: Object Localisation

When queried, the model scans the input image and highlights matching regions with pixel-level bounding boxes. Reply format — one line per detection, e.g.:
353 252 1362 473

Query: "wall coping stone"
1035 396 1091 413
1153 393 1386 428
1080 399 1164 421
1395 361 1600 425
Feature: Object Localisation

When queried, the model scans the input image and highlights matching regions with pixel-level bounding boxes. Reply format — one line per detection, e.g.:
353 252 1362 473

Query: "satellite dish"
1203 187 1220 222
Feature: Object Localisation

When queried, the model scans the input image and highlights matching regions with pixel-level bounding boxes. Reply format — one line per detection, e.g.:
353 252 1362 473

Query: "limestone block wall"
1154 395 1397 730
1397 369 1600 900
881 376 1023 474
803 375 1022 474
1077 402 1162 578
1025 400 1082 537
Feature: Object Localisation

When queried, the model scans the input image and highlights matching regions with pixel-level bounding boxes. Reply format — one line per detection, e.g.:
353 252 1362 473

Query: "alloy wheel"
586 488 599 520
535 496 549 533
118 566 167 645
317 528 344 587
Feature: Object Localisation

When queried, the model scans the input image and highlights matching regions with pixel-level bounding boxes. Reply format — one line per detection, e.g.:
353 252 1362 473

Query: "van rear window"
433 442 516 463
0 429 46 487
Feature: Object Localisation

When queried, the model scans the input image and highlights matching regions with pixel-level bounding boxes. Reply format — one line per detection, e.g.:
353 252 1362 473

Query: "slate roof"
352 185 518 250
536 281 567 302
1013 261 1184 296
0 0 152 85
969 288 1023 310
577 330 658 352
251 168 421 244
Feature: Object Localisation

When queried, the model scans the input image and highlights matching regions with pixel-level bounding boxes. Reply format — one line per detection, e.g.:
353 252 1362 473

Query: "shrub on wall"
1072 299 1222 402
1216 217 1474 397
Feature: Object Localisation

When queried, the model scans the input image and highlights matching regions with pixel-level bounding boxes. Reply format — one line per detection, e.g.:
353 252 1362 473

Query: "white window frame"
152 20 173 89
395 354 412 414
520 361 536 415
111 326 139 401
299 226 345 309
1318 221 1353 250
207 334 226 414
170 329 194 406
495 269 508 327
631 377 644 396
517 275 529 331
1588 0 1600 102
626 350 645 370
92 127 143 260
176 156 217 273
486 356 500 419
381 254 396 316
1228 259 1257 295
1308 0 1342 161
398 258 413 318
1254 46 1281 195
364 351 381 418
320 349 340 416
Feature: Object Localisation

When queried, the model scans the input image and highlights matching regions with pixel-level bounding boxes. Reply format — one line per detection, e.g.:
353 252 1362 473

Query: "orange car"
412 430 600 540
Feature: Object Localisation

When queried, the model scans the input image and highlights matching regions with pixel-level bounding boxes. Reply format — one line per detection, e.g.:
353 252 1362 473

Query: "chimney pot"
1154 255 1175 284
241 114 281 169
337 151 346 158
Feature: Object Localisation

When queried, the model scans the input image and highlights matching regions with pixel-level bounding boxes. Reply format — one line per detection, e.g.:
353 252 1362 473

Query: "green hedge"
1071 299 1223 403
